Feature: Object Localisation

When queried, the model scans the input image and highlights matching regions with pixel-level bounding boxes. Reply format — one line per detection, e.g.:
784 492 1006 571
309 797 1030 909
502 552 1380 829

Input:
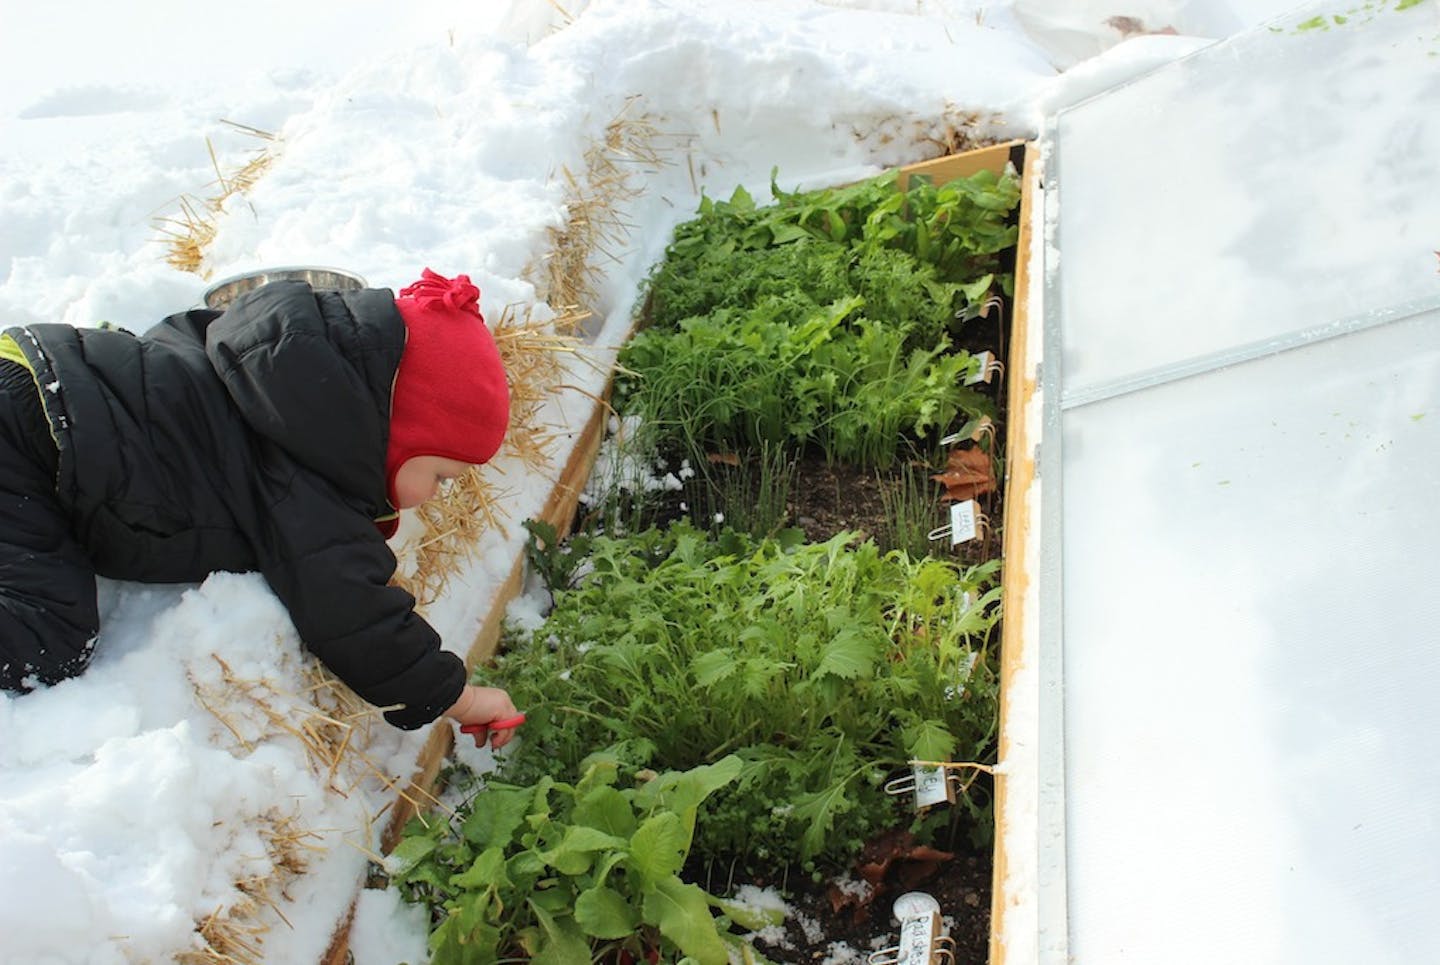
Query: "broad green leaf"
558 824 630 853
957 273 995 304
572 785 638 839
769 222 810 244
710 895 786 932
691 649 738 688
812 628 880 680
575 884 641 939
574 757 621 796
628 812 687 886
454 886 495 940
902 718 957 763
639 756 743 817
452 846 510 892
531 884 576 914
509 849 547 879
544 846 595 876
791 776 858 860
528 903 592 965
385 833 437 875
542 824 629 875
643 877 729 965
427 915 469 965
395 859 449 892
739 655 789 699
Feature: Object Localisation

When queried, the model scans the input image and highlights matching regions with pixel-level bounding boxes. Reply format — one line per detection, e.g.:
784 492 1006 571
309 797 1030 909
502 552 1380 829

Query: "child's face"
393 455 472 509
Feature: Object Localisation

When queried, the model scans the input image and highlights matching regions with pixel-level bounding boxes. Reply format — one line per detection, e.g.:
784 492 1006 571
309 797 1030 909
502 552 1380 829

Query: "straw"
154 122 278 277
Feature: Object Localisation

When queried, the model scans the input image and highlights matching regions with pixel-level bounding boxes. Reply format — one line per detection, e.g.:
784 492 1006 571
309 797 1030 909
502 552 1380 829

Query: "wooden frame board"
989 141 1041 965
898 137 1044 965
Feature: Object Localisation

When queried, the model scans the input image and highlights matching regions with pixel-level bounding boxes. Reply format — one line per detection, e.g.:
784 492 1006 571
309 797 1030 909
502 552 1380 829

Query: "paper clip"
964 351 1006 386
868 893 955 965
939 416 995 448
926 501 988 546
884 764 956 810
954 294 1004 324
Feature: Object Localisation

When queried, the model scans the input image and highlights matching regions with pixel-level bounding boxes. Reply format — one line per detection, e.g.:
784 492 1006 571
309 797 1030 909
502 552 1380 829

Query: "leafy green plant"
523 519 593 594
617 164 1017 469
389 756 781 965
489 521 1002 875
617 295 990 468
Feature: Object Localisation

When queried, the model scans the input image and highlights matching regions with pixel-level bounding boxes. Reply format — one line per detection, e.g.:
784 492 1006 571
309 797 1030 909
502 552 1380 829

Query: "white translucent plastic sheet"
1059 305 1440 963
1052 4 1440 397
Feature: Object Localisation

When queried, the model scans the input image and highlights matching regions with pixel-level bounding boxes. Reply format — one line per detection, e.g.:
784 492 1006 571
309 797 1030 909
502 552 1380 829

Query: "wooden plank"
896 140 1023 190
538 386 615 542
989 141 1041 965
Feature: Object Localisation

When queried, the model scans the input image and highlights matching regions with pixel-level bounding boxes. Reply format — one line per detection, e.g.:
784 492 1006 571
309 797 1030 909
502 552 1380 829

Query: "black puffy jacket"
5 281 466 728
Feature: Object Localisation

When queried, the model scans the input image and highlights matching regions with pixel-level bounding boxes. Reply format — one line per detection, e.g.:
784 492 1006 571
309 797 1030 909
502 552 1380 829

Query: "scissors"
459 713 526 747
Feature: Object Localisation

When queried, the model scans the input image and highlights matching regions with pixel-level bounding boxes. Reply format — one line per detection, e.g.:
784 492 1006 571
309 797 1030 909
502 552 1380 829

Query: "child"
0 268 520 747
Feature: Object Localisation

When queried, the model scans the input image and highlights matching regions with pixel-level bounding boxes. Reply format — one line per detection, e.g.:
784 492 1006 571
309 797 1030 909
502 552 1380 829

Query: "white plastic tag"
912 764 954 809
965 351 994 385
897 913 939 965
948 500 978 545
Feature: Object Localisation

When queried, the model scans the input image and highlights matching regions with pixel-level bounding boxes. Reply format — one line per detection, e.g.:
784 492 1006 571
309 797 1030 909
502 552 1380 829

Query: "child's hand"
444 684 523 750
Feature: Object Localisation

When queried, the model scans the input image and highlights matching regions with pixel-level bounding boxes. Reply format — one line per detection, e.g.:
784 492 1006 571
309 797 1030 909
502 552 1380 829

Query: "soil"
780 455 1004 570
706 838 994 963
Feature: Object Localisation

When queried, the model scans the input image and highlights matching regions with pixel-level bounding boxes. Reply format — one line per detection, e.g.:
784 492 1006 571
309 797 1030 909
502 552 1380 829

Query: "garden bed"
331 139 1039 964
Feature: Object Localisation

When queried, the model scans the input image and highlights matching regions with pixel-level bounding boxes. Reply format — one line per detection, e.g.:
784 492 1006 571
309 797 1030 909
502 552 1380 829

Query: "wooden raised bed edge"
322 138 1038 965
989 141 1041 965
887 138 1043 965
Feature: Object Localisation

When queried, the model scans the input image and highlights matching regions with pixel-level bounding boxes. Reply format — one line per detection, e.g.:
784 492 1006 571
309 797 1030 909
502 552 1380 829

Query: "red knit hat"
385 269 510 508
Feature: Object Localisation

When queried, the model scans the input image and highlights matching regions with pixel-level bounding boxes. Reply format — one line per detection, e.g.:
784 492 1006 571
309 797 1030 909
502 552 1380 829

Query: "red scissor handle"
460 713 526 746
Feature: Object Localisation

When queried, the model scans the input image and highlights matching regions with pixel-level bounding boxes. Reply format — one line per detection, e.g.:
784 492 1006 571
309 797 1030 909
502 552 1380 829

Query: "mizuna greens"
482 522 1002 874
615 166 1020 468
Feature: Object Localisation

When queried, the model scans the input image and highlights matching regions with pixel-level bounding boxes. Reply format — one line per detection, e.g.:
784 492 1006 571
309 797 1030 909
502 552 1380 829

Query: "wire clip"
869 892 955 965
927 500 987 546
964 351 1005 386
884 764 956 810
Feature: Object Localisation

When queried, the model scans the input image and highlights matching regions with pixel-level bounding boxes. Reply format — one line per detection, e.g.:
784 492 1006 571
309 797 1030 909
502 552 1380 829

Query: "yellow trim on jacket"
0 332 31 370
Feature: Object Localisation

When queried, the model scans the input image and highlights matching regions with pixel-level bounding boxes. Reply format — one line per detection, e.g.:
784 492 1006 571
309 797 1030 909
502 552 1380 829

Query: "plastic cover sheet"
1051 4 1440 396
1060 305 1440 963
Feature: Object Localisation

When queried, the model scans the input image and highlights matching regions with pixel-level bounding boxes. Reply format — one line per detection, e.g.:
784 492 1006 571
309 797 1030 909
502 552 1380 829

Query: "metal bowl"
203 266 367 311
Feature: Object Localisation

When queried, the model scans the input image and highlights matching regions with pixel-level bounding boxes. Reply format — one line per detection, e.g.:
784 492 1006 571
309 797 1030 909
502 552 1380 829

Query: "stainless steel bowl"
203 266 367 311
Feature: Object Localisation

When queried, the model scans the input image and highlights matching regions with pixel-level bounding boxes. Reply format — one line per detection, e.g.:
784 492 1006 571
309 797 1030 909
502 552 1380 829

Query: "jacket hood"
204 281 406 512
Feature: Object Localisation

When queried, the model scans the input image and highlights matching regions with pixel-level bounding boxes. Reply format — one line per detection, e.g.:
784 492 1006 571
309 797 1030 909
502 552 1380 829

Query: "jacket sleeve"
257 457 466 730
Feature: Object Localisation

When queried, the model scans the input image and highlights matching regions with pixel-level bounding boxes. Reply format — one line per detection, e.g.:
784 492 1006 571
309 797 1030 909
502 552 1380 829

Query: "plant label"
948 500 978 545
965 351 994 385
912 764 955 809
897 907 944 965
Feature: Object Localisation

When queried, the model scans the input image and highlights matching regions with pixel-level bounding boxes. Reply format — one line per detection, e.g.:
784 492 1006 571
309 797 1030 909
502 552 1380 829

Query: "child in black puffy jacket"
0 268 520 745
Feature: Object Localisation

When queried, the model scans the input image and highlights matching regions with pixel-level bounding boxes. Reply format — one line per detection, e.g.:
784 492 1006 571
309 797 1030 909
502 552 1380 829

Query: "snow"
1047 4 1440 962
0 0 1304 962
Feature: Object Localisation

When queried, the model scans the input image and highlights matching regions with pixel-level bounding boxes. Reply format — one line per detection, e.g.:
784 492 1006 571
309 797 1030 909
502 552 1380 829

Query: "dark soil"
703 839 993 963
781 455 1004 570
